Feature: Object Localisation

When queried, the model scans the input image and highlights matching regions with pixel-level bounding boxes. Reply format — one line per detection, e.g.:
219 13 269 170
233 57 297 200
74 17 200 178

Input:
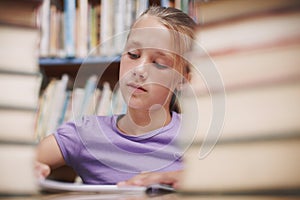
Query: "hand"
117 170 182 189
35 161 51 179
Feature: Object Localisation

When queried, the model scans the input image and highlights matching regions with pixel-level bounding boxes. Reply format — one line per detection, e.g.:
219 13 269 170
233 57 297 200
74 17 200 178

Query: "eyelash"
127 51 140 59
153 62 168 69
127 51 169 69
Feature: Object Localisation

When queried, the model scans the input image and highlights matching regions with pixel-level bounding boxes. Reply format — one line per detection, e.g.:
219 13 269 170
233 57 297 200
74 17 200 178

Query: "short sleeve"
54 121 81 166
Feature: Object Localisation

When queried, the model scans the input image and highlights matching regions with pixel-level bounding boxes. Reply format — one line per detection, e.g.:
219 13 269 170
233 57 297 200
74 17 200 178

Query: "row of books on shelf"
38 0 198 59
39 0 149 58
35 75 127 140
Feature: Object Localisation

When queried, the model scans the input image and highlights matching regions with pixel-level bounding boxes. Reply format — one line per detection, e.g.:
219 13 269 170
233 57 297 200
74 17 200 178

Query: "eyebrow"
126 40 174 58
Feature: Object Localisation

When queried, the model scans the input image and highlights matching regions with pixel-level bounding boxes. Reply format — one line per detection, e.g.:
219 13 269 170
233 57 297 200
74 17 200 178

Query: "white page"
38 179 146 193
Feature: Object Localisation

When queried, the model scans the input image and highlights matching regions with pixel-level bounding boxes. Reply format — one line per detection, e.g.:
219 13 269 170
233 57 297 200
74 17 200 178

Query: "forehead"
127 15 175 53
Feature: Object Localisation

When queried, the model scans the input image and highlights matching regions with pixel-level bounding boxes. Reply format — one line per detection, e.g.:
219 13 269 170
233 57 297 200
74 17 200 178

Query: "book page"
38 179 146 194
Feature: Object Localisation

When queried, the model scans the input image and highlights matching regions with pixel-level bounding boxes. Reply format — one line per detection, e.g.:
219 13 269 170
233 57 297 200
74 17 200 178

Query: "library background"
1 0 300 197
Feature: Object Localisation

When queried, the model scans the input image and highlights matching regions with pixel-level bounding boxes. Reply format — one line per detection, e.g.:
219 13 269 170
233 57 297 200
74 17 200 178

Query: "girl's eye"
154 62 169 69
127 51 140 59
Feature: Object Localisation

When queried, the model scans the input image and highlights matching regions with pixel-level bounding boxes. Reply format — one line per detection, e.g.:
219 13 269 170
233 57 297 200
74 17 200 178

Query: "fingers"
35 161 51 179
118 170 182 188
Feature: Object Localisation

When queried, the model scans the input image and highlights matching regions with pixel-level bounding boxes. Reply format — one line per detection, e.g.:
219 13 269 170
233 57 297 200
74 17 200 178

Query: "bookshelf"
38 0 126 89
37 0 196 89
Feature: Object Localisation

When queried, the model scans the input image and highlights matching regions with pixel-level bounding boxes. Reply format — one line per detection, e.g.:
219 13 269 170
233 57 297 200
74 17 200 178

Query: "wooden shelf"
39 56 121 66
39 56 121 89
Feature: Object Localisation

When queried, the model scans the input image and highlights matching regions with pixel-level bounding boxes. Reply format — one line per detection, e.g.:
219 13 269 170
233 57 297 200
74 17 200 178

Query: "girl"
37 6 195 187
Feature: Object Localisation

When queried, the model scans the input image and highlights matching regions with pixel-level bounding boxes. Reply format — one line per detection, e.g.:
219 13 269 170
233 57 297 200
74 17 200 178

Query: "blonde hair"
139 6 196 113
141 6 195 51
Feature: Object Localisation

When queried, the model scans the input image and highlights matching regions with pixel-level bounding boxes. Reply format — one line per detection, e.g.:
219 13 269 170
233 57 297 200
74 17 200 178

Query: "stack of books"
0 0 43 194
180 0 300 193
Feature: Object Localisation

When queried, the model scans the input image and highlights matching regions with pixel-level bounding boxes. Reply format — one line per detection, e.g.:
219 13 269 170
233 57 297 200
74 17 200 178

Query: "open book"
39 179 146 194
38 179 175 195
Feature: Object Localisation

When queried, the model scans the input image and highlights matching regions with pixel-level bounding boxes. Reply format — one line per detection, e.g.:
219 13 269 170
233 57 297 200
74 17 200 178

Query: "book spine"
97 82 112 116
39 0 50 57
45 74 69 135
79 75 98 117
160 0 171 8
64 0 76 58
77 0 88 58
113 0 126 55
136 0 149 18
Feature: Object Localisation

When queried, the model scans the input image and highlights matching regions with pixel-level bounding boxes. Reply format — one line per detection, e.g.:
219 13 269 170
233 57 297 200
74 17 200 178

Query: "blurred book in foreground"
0 0 43 195
180 1 300 194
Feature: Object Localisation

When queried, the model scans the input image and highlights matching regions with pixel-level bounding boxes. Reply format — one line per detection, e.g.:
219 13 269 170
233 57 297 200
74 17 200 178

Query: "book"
88 3 100 56
136 0 149 19
180 81 300 147
187 42 300 94
45 74 69 135
35 79 58 140
96 82 112 116
34 75 69 137
78 75 98 118
0 25 39 73
0 108 37 143
100 0 115 56
64 0 76 57
180 137 300 193
193 8 300 56
0 0 42 27
38 179 176 195
76 0 88 58
38 179 146 193
113 0 127 55
68 75 99 121
48 3 61 57
0 72 42 109
0 144 38 194
195 0 300 25
69 87 85 121
111 85 127 115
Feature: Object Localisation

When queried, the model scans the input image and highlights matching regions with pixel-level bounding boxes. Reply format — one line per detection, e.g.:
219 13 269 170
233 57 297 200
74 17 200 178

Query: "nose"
132 64 148 80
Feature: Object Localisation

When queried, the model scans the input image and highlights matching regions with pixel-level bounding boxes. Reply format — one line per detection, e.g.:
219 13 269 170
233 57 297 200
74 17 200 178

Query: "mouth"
127 83 147 93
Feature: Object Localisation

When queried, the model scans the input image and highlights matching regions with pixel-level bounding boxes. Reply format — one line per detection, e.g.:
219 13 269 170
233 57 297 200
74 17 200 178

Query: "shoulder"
53 115 118 164
55 115 117 136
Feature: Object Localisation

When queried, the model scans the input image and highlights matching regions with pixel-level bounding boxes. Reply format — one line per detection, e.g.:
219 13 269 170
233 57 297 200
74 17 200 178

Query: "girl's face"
119 15 182 111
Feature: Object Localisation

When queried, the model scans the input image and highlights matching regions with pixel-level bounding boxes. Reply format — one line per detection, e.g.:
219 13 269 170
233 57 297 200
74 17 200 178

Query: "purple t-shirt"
54 112 183 184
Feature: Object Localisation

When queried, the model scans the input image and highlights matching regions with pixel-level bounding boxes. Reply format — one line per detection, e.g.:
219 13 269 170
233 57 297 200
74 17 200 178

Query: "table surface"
1 192 300 200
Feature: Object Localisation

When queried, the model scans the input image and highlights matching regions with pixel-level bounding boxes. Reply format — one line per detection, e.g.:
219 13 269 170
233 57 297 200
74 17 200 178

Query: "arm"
36 134 65 179
37 134 66 169
118 170 182 189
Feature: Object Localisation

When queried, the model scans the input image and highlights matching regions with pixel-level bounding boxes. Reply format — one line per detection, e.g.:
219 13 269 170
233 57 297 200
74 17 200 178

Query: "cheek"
150 70 181 92
150 85 173 107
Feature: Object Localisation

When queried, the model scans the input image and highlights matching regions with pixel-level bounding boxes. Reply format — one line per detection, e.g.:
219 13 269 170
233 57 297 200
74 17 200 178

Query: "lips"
127 83 147 92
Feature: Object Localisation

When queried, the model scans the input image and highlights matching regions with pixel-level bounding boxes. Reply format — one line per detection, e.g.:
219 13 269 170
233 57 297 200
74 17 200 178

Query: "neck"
117 107 172 136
